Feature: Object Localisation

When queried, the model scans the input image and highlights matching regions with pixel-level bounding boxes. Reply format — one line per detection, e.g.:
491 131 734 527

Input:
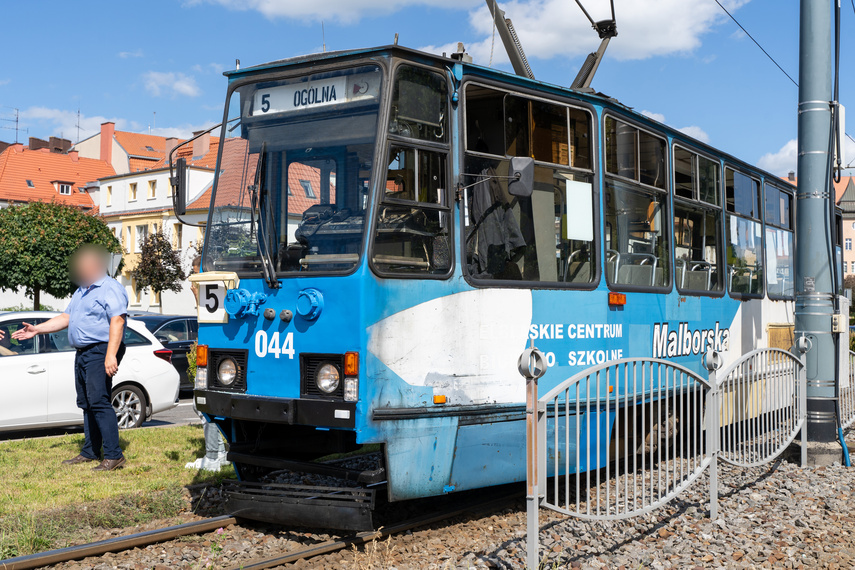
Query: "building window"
844 261 849 273
173 223 183 249
129 183 138 201
135 224 148 253
300 180 315 198
25 180 34 188
106 186 112 206
145 145 155 152
59 184 71 195
131 279 142 305
846 238 852 251
148 180 157 199
125 226 132 251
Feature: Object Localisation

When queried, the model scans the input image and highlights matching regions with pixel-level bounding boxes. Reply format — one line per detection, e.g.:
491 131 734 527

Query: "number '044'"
255 330 295 359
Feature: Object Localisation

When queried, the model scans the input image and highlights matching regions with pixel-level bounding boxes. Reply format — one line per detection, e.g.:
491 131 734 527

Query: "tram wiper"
248 141 280 289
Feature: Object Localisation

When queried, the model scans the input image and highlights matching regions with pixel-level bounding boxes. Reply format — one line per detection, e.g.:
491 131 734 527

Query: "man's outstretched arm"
11 313 70 340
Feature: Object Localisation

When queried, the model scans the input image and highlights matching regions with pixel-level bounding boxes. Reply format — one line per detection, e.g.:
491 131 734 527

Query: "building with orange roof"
98 134 220 314
72 122 170 175
0 143 114 210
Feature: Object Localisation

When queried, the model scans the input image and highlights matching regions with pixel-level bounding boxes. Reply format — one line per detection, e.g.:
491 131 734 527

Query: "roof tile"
0 146 114 208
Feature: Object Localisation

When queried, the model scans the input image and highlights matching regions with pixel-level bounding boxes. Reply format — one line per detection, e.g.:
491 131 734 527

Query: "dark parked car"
133 315 197 390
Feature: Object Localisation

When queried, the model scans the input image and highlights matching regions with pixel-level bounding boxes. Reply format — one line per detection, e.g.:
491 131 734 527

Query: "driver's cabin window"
388 65 448 143
373 65 451 276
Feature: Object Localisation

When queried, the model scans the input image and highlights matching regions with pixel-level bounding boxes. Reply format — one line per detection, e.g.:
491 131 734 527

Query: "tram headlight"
217 357 238 386
316 363 341 393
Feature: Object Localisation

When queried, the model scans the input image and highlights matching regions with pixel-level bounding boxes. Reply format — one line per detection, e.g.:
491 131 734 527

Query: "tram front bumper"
194 390 356 429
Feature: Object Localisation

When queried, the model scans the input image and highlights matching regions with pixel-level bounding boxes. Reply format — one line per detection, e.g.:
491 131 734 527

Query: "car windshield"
204 65 383 275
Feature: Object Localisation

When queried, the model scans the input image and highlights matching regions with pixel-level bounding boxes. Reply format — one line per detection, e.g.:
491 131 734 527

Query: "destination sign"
252 71 380 117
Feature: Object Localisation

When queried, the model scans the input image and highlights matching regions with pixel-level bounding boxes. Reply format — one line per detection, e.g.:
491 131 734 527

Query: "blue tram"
185 44 812 524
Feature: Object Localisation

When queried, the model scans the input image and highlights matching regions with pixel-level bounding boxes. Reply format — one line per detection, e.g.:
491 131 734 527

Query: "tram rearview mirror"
172 157 188 216
508 157 534 198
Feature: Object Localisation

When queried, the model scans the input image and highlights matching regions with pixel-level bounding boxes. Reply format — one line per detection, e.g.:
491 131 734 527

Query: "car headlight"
217 358 237 386
195 368 208 390
316 363 341 393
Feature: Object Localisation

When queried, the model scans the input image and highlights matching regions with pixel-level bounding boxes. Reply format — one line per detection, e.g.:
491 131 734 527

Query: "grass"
0 424 234 558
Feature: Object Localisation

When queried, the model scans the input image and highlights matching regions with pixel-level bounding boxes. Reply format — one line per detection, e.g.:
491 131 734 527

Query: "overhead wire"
713 0 799 87
714 0 855 172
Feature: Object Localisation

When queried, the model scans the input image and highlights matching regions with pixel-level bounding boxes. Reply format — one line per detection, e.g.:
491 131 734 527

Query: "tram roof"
226 45 796 191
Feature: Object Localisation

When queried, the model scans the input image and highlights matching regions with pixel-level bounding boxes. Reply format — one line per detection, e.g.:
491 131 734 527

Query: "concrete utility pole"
796 0 839 460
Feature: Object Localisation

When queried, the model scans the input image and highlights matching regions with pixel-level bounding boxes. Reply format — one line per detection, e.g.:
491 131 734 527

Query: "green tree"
0 201 121 310
130 230 187 312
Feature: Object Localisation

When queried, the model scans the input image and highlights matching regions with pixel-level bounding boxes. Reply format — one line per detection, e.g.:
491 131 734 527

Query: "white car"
0 312 180 431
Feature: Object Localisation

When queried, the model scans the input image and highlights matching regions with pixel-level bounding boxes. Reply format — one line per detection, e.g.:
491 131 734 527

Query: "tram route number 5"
255 330 295 359
197 283 228 324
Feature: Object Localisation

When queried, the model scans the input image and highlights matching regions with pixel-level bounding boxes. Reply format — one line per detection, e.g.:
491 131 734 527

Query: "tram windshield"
204 65 383 275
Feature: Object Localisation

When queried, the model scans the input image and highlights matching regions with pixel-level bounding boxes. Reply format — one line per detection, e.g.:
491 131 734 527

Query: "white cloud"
418 0 751 66
118 49 144 59
19 107 131 142
150 123 220 139
756 139 797 176
0 79 10 86
641 110 666 124
16 107 218 145
639 110 711 144
758 137 855 176
190 0 480 23
143 71 201 98
677 125 711 144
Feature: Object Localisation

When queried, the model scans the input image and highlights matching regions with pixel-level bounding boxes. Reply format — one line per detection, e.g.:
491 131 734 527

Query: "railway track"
0 515 237 570
0 491 520 570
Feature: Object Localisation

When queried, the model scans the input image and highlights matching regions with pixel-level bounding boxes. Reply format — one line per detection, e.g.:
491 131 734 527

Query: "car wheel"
111 385 147 429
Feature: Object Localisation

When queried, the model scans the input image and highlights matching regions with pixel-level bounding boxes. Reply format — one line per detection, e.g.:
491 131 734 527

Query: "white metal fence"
840 351 855 430
523 347 807 569
713 348 807 467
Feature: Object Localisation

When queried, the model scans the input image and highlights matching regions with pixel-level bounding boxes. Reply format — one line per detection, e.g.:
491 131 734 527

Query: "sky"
0 0 852 177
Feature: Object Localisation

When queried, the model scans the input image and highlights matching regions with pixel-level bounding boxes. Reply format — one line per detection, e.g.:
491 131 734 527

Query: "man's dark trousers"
74 342 126 460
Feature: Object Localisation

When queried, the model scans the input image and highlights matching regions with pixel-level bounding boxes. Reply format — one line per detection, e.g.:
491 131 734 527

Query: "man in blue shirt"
14 245 129 471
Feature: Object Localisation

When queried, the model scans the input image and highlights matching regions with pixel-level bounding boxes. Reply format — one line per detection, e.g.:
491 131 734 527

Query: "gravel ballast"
43 439 855 569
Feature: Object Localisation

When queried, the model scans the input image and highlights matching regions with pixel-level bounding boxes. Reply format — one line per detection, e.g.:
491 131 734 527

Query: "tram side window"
605 181 670 288
465 85 592 169
672 146 723 293
725 168 764 296
604 116 670 289
726 169 760 218
466 88 505 156
605 117 666 190
764 184 795 298
389 66 448 143
464 155 595 283
674 204 723 292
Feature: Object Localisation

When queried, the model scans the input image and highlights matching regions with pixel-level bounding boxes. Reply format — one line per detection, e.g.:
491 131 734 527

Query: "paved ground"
0 396 200 442
144 396 202 429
